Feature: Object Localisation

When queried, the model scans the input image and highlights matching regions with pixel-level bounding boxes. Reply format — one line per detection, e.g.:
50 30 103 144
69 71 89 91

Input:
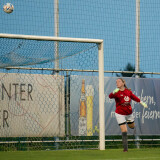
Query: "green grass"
0 148 160 160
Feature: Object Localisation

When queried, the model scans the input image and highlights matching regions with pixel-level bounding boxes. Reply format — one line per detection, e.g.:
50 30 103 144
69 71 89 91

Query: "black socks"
122 132 128 151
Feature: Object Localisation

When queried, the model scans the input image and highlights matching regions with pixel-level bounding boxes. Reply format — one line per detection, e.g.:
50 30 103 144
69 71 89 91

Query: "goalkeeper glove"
113 88 119 94
140 101 148 108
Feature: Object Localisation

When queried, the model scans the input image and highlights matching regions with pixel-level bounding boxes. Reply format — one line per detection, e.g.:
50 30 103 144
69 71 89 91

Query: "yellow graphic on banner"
86 85 94 136
79 79 87 136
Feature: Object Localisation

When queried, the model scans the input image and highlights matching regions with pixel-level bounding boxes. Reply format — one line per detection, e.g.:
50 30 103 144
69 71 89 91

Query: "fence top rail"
0 33 103 44
2 67 160 75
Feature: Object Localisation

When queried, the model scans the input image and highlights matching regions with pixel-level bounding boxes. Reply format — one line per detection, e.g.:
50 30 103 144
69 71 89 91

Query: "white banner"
0 73 65 137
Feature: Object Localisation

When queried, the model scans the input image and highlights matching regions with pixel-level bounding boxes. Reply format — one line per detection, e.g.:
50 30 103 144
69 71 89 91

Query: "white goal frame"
0 33 105 150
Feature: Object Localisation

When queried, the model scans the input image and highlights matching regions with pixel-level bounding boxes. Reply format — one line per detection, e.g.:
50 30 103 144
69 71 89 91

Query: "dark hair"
117 78 131 91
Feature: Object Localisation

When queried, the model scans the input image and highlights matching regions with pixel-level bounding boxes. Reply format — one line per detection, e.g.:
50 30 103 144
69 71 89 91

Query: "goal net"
0 33 104 151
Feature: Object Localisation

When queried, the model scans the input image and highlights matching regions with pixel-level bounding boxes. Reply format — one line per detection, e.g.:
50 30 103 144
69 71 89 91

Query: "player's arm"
109 88 119 99
130 91 148 108
130 92 140 102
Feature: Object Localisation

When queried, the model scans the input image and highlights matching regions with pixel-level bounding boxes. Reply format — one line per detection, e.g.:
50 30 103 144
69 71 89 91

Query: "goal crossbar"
0 33 103 44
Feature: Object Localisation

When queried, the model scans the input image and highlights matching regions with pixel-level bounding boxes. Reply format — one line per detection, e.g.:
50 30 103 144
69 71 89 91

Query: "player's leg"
115 113 128 152
126 114 137 136
120 124 128 152
119 123 127 132
127 121 135 129
126 113 135 128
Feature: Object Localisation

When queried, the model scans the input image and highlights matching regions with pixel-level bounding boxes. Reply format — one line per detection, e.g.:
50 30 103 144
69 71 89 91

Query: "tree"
116 63 146 78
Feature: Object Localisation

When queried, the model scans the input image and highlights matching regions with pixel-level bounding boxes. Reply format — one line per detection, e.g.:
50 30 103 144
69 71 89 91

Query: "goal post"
0 33 105 150
98 42 105 150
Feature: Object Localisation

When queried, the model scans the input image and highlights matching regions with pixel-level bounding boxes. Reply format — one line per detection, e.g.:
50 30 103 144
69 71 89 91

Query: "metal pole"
54 0 59 74
66 71 70 139
135 0 140 149
135 0 140 77
54 0 59 149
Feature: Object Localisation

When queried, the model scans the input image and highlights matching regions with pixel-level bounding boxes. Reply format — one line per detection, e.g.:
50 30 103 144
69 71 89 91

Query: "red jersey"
109 88 140 115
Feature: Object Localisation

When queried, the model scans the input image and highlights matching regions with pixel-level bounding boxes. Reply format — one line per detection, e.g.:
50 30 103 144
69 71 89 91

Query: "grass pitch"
0 148 160 160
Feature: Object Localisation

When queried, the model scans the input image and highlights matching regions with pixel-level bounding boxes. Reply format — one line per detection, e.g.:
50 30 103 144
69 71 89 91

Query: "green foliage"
116 63 146 78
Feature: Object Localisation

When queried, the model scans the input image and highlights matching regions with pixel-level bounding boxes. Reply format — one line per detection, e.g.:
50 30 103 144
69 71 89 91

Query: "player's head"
116 78 128 89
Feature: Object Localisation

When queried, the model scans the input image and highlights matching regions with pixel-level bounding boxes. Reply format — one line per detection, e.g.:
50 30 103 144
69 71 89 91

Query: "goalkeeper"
109 78 148 152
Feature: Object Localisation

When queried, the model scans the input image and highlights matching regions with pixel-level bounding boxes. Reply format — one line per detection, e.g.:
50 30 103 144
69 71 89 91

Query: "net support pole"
54 0 59 74
98 42 105 150
53 0 60 149
66 71 70 139
135 0 140 149
135 0 140 77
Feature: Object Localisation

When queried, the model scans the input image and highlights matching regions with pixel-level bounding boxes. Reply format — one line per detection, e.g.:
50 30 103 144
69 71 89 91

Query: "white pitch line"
94 157 160 160
129 157 160 160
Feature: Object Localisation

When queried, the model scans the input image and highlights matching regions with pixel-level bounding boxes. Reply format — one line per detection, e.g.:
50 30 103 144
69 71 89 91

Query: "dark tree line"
116 63 145 78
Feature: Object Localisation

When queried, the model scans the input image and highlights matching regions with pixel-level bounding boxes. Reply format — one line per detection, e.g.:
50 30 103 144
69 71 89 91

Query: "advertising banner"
70 76 160 135
0 73 65 137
